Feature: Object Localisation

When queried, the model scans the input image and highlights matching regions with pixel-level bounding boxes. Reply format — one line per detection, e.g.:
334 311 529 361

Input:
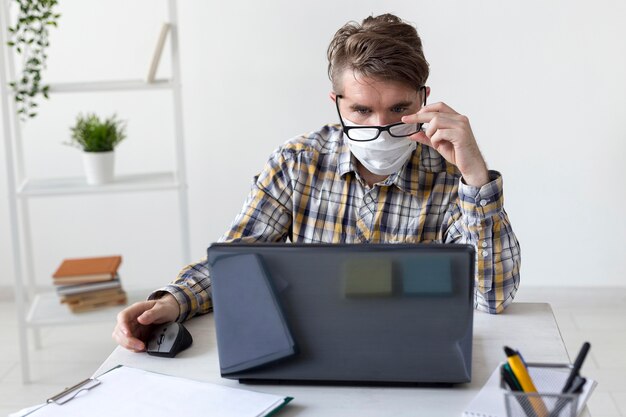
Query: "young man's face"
331 70 429 126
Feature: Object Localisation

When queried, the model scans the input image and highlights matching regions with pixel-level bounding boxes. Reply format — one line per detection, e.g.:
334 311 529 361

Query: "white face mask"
343 118 417 176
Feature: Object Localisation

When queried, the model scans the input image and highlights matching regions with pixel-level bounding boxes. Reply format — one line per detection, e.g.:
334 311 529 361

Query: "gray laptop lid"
207 243 475 384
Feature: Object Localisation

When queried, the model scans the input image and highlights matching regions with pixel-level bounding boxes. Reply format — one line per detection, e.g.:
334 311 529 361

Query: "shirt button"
482 250 489 257
482 241 488 248
479 199 488 207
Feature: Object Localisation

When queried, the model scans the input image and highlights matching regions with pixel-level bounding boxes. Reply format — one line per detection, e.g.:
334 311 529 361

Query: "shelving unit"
0 0 191 383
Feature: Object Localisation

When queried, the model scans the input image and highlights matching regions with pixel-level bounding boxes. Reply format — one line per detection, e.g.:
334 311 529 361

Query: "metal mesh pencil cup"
500 363 580 417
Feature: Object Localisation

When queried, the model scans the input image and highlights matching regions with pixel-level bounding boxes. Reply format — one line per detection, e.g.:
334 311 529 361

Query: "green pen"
502 363 523 391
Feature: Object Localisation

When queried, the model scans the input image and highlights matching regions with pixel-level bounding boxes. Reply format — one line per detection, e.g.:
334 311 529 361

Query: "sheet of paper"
14 366 289 417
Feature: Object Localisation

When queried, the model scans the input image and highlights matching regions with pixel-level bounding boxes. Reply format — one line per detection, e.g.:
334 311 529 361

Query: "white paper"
12 366 289 417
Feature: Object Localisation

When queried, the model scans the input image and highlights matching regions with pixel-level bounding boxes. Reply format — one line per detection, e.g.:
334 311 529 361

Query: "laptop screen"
207 243 475 384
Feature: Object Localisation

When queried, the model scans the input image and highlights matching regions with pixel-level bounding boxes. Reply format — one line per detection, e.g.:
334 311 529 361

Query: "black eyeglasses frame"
335 86 428 142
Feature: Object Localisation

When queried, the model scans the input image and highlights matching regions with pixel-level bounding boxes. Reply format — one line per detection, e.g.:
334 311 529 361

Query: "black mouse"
146 322 193 358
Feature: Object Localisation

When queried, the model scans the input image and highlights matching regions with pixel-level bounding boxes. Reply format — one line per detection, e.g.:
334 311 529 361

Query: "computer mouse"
146 322 193 358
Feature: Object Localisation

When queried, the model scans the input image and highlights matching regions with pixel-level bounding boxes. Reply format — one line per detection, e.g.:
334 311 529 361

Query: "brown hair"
327 14 429 94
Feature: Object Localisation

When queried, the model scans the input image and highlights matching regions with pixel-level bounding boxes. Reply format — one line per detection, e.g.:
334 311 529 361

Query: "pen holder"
500 363 580 417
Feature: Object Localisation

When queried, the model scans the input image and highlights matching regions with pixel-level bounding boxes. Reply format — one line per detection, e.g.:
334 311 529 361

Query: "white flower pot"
82 151 115 185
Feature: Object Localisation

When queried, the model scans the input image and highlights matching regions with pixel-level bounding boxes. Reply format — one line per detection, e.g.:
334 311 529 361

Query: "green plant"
68 113 127 152
6 0 60 120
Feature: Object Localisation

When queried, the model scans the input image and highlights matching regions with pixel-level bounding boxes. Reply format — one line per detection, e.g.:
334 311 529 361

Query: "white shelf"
26 291 148 327
1 0 191 382
46 79 174 93
17 172 181 197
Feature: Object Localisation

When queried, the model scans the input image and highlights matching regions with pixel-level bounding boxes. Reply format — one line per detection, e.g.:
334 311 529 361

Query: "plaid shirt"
150 124 520 318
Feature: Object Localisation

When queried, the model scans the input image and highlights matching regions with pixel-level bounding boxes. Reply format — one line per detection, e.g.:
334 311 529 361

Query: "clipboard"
46 376 102 405
11 365 293 417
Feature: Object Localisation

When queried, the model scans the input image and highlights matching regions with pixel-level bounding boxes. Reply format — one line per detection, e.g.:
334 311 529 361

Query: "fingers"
112 324 147 352
112 296 181 352
137 296 179 326
408 131 432 147
410 127 464 166
137 308 163 326
401 113 429 124
420 102 459 114
429 129 457 164
404 113 467 145
401 109 467 126
407 119 473 178
403 101 485 183
424 115 467 142
116 301 156 332
402 101 459 122
113 301 158 352
407 115 461 147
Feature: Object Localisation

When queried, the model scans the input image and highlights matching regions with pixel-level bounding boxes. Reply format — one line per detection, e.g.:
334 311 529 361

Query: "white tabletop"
94 302 590 416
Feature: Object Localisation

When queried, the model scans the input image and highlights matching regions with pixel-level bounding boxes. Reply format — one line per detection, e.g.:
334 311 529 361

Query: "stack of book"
52 255 128 313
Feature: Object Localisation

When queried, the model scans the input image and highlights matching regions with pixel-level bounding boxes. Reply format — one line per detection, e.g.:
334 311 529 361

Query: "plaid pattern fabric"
150 124 520 318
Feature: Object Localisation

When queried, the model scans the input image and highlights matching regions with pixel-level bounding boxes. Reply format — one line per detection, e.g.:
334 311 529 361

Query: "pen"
501 364 538 417
501 363 522 391
562 342 590 393
504 346 549 417
570 376 586 394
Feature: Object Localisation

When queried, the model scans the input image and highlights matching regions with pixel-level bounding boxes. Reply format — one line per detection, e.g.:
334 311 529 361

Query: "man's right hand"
112 293 180 352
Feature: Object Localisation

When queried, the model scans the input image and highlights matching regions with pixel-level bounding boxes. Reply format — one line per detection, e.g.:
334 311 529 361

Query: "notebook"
207 242 475 384
462 364 597 417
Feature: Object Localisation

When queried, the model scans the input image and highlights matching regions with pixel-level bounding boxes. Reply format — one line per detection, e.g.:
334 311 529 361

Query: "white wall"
1 0 625 294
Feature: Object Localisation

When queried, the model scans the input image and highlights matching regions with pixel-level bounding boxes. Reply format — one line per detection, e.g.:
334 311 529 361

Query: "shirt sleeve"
443 170 521 314
148 148 294 321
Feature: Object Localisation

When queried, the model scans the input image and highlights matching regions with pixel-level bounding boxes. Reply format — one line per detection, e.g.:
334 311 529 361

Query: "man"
113 13 520 352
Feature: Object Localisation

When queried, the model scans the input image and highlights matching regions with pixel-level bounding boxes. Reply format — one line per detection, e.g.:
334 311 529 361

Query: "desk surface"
95 303 590 417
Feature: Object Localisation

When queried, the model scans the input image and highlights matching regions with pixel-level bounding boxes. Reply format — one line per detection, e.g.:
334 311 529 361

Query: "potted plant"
67 113 127 185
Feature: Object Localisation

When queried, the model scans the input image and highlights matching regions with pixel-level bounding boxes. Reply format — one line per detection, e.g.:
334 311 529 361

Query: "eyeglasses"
335 86 427 142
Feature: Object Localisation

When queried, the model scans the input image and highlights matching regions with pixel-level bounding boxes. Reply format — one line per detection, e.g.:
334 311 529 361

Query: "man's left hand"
402 102 489 187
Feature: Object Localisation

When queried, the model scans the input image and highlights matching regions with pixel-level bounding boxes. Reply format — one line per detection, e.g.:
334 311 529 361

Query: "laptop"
206 243 475 385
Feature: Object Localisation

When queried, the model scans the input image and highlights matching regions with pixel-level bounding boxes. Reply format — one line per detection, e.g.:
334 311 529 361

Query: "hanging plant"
5 0 60 120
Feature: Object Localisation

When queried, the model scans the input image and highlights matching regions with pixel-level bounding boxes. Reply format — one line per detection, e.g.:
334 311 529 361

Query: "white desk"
94 303 590 416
